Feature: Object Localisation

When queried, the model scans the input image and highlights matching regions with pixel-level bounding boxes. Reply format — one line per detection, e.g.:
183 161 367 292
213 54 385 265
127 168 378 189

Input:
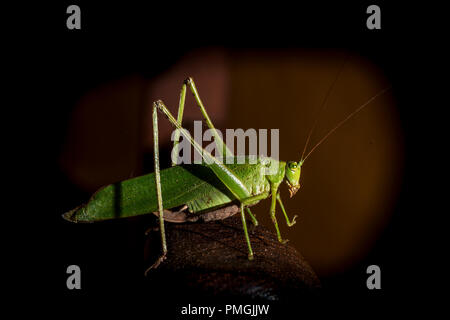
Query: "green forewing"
64 160 270 223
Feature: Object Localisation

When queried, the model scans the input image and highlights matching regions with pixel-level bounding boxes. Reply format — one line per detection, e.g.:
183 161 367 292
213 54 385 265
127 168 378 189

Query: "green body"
63 157 283 223
63 75 382 272
64 77 302 269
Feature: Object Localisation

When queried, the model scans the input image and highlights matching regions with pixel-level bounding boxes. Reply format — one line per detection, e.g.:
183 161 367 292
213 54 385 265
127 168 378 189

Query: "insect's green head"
285 161 302 198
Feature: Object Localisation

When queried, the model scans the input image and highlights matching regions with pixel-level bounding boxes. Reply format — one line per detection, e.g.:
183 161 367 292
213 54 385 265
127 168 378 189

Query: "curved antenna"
302 86 391 163
300 54 350 162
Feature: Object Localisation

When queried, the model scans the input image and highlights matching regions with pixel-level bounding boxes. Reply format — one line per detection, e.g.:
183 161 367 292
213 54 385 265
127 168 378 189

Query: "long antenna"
301 86 391 163
300 54 350 162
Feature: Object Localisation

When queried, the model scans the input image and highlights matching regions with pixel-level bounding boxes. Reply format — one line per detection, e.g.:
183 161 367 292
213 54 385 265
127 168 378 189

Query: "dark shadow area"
143 215 321 302
28 1 433 316
113 183 122 219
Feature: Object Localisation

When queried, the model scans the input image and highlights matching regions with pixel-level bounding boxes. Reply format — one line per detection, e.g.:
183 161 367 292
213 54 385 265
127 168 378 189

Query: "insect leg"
155 100 251 200
241 192 270 226
240 203 254 260
185 77 233 158
246 208 258 226
171 82 187 166
270 184 288 244
145 104 168 275
276 192 298 227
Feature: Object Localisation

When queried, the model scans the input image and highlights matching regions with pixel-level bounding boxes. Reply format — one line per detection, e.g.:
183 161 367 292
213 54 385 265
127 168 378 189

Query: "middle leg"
270 184 288 244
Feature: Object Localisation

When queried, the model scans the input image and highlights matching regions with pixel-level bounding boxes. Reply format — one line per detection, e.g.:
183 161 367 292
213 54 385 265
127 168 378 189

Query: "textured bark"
144 214 321 302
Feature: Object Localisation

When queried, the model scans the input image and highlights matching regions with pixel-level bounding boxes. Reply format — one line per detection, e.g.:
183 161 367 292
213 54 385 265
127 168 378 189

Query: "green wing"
63 158 270 223
63 164 235 222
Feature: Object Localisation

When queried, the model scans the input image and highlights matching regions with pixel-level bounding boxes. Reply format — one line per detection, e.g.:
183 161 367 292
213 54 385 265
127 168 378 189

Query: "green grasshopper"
63 77 388 271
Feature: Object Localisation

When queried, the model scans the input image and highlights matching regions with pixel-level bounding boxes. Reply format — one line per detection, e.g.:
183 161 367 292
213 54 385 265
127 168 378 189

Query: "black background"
13 1 440 316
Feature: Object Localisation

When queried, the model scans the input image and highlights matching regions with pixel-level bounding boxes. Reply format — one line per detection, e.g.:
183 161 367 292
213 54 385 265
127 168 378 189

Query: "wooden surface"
144 214 321 302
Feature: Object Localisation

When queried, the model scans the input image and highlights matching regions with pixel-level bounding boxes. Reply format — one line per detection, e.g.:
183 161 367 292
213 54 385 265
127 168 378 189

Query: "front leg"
277 192 298 227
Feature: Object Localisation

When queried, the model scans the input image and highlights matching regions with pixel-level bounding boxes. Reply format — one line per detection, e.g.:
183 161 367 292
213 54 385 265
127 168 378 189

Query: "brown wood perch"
143 214 321 302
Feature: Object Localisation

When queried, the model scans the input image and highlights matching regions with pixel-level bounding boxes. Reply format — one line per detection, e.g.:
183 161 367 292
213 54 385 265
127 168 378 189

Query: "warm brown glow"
59 48 404 277
228 49 403 276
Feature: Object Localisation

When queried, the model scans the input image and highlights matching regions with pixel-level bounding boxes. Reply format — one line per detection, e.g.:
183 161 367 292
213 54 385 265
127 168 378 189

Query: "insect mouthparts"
286 181 300 198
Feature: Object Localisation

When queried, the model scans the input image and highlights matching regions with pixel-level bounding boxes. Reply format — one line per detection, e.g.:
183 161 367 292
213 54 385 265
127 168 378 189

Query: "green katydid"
63 76 389 272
